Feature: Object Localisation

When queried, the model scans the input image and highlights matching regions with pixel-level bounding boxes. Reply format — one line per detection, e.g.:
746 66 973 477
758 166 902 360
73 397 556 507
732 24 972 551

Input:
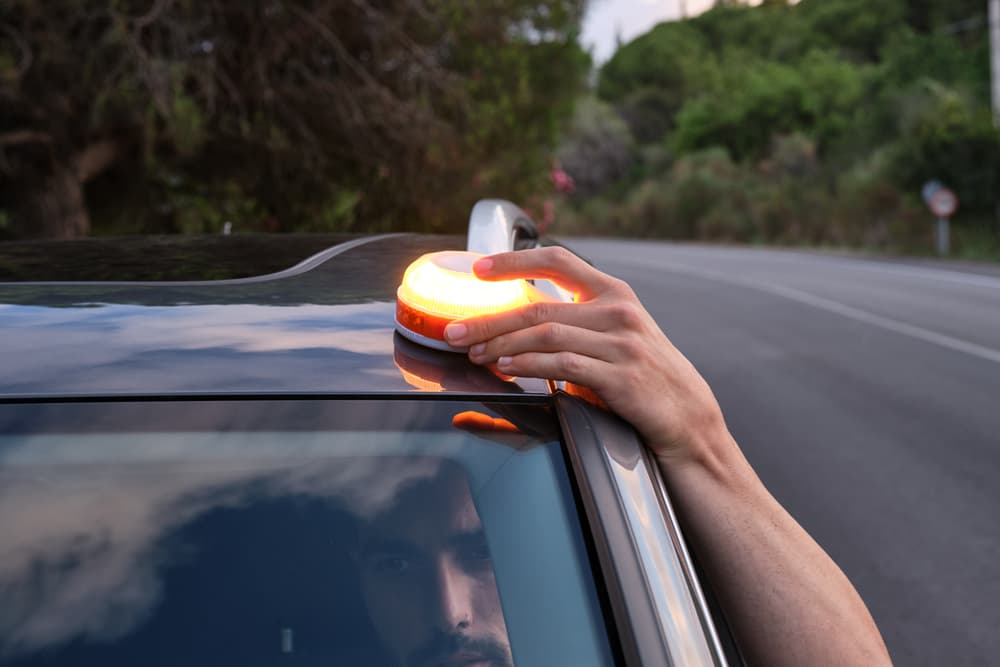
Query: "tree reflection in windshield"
0 439 514 665
0 397 616 667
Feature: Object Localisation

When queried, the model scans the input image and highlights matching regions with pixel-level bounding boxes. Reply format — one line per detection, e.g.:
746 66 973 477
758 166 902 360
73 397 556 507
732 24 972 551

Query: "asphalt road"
568 239 1000 667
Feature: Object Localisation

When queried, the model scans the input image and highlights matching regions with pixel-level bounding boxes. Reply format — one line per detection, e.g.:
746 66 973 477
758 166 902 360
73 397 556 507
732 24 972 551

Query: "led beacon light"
396 251 532 352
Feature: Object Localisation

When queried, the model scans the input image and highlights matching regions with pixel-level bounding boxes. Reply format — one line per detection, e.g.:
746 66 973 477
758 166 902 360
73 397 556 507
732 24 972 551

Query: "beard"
405 630 513 667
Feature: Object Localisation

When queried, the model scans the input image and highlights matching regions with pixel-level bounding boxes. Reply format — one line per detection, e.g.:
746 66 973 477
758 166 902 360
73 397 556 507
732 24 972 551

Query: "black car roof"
0 233 361 282
0 234 549 398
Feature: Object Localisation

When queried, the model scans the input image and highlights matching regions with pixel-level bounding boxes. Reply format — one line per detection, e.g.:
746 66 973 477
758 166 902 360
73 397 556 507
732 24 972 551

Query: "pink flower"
550 167 575 194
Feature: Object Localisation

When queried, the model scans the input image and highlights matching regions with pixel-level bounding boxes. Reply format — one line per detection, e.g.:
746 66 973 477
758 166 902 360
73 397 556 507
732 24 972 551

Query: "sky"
580 0 728 63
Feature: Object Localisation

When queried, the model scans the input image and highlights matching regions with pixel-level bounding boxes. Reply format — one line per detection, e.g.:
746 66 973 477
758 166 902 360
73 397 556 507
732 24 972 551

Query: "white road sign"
928 187 958 219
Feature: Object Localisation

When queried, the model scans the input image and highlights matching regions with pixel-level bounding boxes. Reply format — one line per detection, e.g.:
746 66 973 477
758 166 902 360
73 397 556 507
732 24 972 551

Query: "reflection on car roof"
0 234 549 398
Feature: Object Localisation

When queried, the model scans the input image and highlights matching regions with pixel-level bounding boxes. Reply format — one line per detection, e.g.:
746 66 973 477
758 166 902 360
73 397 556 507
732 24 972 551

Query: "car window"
0 399 617 667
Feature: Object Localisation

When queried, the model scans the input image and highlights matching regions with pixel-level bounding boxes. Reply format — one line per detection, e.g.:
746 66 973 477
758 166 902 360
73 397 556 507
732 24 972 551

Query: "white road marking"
723 250 1000 291
578 239 1000 290
630 257 1000 366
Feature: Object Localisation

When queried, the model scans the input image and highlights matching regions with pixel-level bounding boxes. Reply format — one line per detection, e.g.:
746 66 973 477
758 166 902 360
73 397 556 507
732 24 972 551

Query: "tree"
597 20 710 104
669 50 870 160
889 81 1000 216
556 98 635 198
0 1 588 238
901 0 985 33
797 0 907 61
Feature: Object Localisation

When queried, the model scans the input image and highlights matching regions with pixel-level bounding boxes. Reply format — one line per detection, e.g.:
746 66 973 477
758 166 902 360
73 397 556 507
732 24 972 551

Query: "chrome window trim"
642 447 734 665
555 392 727 667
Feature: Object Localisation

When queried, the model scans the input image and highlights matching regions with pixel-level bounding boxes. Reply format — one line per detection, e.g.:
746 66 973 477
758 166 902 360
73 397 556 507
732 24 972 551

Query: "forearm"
658 427 892 667
450 247 891 664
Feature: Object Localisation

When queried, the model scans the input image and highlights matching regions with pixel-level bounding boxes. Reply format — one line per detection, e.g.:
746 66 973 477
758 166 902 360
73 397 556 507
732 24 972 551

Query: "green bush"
557 135 941 253
797 0 906 61
888 82 1000 216
597 21 713 104
691 1 810 61
670 50 870 160
556 98 636 199
562 0 1000 261
618 87 681 144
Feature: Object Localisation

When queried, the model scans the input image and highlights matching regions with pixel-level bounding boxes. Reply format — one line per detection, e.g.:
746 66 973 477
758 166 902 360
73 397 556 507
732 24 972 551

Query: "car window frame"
554 391 736 667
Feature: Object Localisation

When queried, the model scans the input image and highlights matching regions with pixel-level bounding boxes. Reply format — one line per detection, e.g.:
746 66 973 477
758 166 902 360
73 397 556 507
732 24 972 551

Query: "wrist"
653 417 751 492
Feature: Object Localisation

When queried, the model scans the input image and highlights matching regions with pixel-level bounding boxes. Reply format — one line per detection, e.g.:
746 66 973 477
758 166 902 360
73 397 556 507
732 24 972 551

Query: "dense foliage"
0 0 588 238
559 0 1000 258
3 0 998 260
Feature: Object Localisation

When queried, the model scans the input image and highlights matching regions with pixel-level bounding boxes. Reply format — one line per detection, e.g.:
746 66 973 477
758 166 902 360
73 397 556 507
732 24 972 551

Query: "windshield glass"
0 400 616 667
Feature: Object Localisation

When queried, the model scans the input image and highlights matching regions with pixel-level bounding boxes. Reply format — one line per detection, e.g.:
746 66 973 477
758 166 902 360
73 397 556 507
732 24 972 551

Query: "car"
0 200 743 667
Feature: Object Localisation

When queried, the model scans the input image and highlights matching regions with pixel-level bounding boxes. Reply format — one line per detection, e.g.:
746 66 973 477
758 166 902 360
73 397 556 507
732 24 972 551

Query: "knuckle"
509 302 531 323
528 301 553 326
623 305 644 329
547 245 575 266
609 277 636 299
610 302 642 329
540 322 563 346
556 351 583 378
617 336 643 360
607 303 628 324
486 331 507 352
472 317 496 341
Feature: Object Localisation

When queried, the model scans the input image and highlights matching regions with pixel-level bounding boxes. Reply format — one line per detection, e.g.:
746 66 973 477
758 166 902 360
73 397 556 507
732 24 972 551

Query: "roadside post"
922 181 959 256
991 0 1000 125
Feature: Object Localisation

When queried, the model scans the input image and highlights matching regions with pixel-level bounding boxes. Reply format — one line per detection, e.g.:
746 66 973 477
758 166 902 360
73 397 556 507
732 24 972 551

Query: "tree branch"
73 139 119 182
0 130 52 146
132 0 176 31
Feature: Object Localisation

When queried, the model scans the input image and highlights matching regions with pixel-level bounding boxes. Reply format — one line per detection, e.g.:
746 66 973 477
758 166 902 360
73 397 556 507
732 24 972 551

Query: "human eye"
370 555 413 576
458 540 493 570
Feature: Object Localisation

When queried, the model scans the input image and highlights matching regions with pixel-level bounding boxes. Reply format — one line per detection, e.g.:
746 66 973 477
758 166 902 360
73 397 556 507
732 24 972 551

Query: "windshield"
0 400 616 667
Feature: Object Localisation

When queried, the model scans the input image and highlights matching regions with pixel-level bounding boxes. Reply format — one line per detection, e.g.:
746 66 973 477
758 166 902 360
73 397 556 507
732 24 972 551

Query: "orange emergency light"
395 251 532 352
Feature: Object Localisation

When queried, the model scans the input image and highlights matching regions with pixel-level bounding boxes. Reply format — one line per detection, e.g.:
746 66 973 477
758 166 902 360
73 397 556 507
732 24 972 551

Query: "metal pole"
991 0 1000 125
992 1 1000 224
679 0 687 19
937 218 951 256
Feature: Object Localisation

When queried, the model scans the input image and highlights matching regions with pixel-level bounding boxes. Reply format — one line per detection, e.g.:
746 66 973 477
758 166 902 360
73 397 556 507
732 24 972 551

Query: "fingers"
494 351 613 388
474 246 616 299
467 322 618 365
445 301 620 347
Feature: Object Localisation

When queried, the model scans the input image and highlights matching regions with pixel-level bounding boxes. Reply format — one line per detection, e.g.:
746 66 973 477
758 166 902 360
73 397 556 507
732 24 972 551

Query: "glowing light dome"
395 251 531 352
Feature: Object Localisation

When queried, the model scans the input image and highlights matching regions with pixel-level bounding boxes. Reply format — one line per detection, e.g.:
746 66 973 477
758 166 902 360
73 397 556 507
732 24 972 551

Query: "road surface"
569 239 1000 667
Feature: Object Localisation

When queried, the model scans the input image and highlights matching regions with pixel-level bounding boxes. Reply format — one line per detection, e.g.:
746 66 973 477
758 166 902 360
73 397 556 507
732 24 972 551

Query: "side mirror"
466 199 538 255
466 199 571 303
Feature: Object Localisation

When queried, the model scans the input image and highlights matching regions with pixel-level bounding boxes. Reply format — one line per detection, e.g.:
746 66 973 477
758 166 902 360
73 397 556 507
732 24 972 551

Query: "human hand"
443 246 730 466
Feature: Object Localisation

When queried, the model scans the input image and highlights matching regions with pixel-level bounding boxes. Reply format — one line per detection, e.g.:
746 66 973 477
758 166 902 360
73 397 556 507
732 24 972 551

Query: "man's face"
357 466 513 667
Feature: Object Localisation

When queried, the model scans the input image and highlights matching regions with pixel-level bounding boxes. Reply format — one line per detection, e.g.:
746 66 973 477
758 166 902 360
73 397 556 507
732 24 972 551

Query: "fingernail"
474 258 494 273
445 323 467 341
470 343 486 356
497 356 512 369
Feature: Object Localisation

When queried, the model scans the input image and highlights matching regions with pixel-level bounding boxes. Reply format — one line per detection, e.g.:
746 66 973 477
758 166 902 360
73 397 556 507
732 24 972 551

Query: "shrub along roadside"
558 0 1000 262
555 136 999 262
